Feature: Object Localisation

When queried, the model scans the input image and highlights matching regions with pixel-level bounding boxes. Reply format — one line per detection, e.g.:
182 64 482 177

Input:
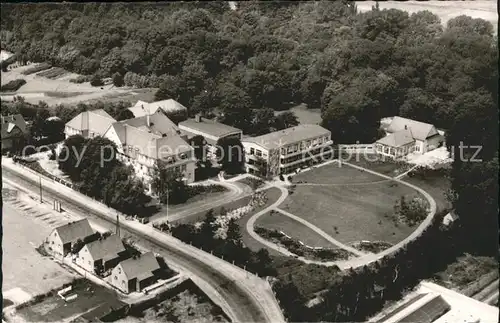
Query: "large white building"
103 111 196 191
128 99 188 118
242 124 333 177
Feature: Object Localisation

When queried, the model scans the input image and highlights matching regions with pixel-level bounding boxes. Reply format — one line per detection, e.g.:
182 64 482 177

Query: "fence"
338 144 375 154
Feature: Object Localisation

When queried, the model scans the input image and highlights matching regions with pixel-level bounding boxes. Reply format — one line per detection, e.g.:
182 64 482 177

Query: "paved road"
2 163 285 323
150 180 252 223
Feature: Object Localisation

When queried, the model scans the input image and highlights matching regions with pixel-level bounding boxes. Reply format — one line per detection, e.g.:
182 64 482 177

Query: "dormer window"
180 153 187 159
166 156 174 164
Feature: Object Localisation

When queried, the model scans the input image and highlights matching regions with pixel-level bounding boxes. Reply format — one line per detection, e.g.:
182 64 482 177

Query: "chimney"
404 125 407 130
195 114 202 122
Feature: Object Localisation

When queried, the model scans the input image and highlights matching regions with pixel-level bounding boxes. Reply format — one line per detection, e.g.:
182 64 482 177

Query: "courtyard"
275 162 425 247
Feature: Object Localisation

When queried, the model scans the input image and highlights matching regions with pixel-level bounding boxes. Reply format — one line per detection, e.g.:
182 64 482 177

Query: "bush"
21 62 52 75
69 75 90 83
90 75 104 87
279 174 284 181
0 79 26 92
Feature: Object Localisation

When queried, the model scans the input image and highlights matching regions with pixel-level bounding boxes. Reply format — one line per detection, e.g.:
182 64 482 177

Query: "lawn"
281 163 423 246
255 211 336 249
403 169 452 214
339 153 411 177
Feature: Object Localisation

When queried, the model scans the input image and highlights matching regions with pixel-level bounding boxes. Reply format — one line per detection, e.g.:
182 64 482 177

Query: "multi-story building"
103 111 196 191
242 124 333 177
64 109 116 139
45 219 95 257
178 115 242 162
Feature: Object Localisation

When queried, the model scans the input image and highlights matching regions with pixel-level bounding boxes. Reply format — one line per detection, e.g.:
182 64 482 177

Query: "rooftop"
128 99 188 117
109 113 191 159
66 109 116 135
387 117 439 141
179 117 242 139
242 124 331 150
118 252 160 281
1 114 27 138
54 219 94 244
376 129 415 147
84 234 125 261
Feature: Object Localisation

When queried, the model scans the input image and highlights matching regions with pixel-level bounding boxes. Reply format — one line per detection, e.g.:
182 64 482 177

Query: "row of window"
280 136 330 155
249 148 263 157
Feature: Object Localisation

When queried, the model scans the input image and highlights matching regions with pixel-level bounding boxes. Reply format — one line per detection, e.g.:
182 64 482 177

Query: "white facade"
45 230 65 256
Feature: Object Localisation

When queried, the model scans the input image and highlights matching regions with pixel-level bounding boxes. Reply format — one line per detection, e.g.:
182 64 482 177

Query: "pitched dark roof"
54 219 95 244
84 234 125 261
118 252 160 281
376 129 415 147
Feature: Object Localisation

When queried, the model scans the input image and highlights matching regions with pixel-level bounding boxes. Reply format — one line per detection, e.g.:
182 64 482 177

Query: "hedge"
0 79 26 92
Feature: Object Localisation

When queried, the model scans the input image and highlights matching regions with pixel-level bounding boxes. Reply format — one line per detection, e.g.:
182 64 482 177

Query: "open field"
280 163 422 245
356 1 498 33
1 202 76 303
275 103 322 125
16 279 125 322
0 62 156 106
255 211 337 249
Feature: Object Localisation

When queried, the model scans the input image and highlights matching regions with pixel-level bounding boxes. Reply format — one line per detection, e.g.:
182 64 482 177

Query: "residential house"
103 111 196 191
45 219 95 257
75 234 127 275
128 99 188 120
178 115 243 161
1 114 27 152
375 117 444 158
110 252 161 294
242 124 333 177
64 109 116 139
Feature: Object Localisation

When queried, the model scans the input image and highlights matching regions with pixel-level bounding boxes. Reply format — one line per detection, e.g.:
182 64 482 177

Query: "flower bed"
254 227 354 261
350 240 393 253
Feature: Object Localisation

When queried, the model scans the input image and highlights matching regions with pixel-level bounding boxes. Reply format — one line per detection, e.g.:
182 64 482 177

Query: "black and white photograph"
0 1 498 322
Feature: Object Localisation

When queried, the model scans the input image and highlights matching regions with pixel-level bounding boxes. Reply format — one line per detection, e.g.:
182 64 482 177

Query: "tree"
252 108 276 135
112 72 124 87
226 218 242 243
71 239 84 254
216 136 244 175
151 161 190 205
217 82 254 133
116 108 134 121
275 111 299 130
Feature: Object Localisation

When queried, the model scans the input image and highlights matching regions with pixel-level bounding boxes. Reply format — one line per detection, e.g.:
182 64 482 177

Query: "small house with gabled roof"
110 252 161 293
45 219 95 256
75 234 127 275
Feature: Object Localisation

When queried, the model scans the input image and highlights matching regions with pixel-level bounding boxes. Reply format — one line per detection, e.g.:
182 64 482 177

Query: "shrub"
0 79 26 92
69 75 90 83
90 74 104 87
279 174 284 181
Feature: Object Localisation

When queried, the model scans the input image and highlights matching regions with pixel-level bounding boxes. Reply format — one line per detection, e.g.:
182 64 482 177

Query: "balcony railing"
280 140 333 158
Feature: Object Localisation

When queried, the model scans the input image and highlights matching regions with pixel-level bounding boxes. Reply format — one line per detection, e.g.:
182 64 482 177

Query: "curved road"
2 163 284 323
246 160 437 270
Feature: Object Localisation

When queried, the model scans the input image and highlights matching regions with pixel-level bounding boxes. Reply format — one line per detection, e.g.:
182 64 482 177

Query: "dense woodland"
1 2 498 322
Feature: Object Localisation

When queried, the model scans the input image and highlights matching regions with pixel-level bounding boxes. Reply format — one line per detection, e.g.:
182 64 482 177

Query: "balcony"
280 140 333 158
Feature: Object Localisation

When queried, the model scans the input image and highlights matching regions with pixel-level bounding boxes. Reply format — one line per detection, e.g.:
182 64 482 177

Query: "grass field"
255 211 336 249
281 162 422 245
340 153 411 176
0 63 157 107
